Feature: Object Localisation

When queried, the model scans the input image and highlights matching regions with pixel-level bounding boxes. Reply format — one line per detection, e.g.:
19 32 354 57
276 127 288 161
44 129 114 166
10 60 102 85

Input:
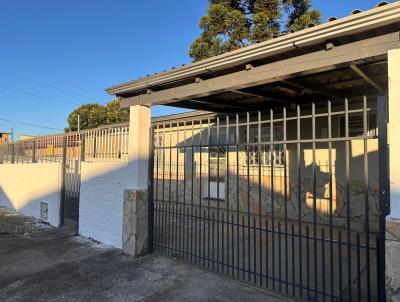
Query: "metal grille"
150 96 387 301
0 124 129 164
60 134 81 229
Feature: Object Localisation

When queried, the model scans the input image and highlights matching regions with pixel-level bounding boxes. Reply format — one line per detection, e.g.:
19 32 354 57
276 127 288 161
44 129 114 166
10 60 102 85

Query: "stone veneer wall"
154 171 379 233
386 219 400 301
122 189 148 257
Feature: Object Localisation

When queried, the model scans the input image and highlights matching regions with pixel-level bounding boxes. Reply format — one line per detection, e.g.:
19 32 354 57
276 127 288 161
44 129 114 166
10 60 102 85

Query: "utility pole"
10 128 14 142
77 114 80 132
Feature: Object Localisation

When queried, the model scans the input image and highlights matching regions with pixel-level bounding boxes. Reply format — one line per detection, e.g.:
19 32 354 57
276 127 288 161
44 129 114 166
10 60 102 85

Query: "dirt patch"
0 207 53 236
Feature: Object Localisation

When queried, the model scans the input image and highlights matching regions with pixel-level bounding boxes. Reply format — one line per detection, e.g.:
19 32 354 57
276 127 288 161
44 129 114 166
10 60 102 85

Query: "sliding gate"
150 96 388 301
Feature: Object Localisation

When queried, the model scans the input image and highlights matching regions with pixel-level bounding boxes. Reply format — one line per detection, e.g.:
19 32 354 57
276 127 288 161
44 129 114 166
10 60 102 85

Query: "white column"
386 49 400 301
128 105 151 190
388 49 400 219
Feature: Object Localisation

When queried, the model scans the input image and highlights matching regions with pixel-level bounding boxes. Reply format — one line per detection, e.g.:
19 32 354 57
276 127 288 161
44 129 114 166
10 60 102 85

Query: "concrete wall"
79 161 131 249
0 163 62 226
387 48 400 302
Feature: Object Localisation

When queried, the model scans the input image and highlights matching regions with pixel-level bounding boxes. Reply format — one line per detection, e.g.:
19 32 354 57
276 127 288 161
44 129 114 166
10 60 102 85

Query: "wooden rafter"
282 80 343 99
350 64 385 91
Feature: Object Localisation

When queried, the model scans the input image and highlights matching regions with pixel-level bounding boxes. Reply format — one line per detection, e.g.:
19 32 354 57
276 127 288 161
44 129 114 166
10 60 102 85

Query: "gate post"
122 105 153 256
127 105 151 190
378 93 389 302
385 48 400 301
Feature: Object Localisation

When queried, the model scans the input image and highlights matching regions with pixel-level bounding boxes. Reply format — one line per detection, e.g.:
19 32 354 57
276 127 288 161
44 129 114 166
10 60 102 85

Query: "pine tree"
189 0 321 61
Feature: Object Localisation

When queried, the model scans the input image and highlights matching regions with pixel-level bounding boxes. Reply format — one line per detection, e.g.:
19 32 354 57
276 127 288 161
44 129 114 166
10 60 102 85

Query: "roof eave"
105 1 400 96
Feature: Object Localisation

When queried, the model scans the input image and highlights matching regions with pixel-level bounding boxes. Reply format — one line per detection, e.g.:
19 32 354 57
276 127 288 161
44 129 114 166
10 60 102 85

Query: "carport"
106 2 400 301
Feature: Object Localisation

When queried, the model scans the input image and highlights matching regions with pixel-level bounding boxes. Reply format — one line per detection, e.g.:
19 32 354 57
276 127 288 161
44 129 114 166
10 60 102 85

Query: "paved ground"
0 207 289 302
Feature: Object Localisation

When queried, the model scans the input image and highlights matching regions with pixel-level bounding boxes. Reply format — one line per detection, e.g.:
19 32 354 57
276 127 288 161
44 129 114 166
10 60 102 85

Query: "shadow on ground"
0 207 289 302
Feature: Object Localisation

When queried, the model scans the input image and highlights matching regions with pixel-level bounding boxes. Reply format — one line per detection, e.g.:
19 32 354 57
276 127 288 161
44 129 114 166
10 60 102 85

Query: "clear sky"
0 0 389 137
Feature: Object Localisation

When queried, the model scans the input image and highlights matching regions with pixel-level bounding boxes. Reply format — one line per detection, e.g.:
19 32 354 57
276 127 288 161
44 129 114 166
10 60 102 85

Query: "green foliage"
189 0 321 61
65 99 129 132
288 9 321 31
105 100 129 125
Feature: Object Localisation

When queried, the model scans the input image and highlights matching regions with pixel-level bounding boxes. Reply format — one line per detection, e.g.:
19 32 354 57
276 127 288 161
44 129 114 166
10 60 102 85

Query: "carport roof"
106 1 400 112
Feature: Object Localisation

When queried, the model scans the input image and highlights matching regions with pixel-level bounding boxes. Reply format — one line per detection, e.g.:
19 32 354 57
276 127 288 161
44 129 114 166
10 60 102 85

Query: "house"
0 132 10 144
19 135 36 141
106 2 400 301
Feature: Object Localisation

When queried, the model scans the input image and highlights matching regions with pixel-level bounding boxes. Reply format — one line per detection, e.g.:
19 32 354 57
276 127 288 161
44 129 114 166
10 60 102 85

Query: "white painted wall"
0 163 62 226
388 49 400 219
79 161 131 249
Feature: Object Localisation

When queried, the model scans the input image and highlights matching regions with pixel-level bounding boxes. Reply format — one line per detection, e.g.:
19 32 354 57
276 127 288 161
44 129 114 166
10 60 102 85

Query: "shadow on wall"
0 161 133 249
0 163 63 227
157 136 380 233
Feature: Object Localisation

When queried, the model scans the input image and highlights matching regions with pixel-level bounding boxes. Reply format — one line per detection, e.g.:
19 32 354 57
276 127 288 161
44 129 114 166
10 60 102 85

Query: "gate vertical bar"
297 105 303 299
377 93 389 302
363 96 372 302
345 98 352 301
148 124 155 254
328 100 335 301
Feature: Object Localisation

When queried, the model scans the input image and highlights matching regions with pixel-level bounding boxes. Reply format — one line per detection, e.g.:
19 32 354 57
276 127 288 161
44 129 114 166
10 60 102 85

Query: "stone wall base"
122 189 148 257
386 219 400 301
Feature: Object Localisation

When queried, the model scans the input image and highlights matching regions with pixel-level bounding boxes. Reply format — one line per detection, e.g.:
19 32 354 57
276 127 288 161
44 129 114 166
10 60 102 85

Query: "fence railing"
0 124 129 164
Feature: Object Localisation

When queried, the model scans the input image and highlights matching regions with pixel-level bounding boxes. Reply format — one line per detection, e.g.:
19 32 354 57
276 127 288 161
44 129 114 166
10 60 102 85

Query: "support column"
123 105 151 257
128 105 151 190
386 48 400 301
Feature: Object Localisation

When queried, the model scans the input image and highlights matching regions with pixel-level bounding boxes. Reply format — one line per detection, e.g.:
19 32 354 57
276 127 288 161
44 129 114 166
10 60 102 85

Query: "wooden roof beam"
282 80 343 99
350 64 385 91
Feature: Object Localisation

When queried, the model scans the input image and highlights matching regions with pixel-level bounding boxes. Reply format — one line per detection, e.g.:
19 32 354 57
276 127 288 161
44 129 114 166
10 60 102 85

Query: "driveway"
0 207 289 302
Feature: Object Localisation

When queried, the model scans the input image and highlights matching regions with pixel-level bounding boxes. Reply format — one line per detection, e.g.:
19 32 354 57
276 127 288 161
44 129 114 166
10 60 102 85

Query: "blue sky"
0 0 388 137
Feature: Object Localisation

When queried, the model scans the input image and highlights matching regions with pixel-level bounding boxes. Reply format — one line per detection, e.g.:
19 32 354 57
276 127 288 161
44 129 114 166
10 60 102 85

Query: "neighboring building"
0 132 10 144
19 135 36 141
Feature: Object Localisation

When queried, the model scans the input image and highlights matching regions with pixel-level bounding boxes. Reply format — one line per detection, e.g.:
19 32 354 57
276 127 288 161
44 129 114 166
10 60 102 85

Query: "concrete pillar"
128 105 151 190
386 48 400 301
122 189 148 257
122 105 151 257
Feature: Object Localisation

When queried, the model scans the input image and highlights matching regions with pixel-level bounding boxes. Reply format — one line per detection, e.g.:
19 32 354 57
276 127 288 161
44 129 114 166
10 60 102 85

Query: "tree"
65 99 129 132
189 0 321 61
105 100 129 125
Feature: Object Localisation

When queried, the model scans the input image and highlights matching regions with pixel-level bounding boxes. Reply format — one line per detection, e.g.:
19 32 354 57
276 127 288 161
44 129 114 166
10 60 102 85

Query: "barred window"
154 134 164 168
245 126 285 167
209 132 227 159
340 113 377 137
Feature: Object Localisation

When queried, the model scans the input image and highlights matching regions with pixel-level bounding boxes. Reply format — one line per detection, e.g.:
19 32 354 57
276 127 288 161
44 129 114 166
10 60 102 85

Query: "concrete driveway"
0 208 289 302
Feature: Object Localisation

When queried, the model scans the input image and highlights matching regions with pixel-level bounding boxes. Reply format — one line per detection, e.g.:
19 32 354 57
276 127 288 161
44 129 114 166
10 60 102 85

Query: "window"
154 133 164 168
209 132 227 159
340 113 377 137
205 132 226 200
245 126 285 167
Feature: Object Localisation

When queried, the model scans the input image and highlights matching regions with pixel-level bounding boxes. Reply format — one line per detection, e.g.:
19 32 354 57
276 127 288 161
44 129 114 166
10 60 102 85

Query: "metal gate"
150 96 389 301
60 135 81 229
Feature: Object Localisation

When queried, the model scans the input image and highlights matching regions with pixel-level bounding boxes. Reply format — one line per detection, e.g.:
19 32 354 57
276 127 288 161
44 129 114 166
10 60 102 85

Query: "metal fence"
0 124 129 164
150 96 388 302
